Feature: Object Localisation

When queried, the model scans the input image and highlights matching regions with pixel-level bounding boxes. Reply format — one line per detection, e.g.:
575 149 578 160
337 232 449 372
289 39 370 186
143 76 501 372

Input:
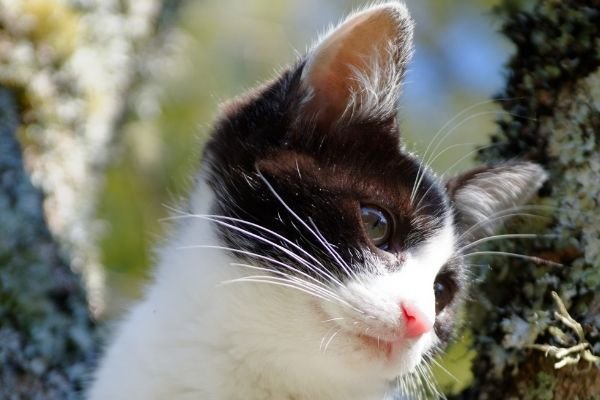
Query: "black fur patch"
203 63 451 282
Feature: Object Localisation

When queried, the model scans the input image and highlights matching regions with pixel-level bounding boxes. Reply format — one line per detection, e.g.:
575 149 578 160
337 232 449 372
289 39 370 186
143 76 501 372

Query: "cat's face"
201 1 545 388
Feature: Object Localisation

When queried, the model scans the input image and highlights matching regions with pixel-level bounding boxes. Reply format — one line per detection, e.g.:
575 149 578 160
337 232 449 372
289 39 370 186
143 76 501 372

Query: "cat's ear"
446 162 547 239
299 2 413 127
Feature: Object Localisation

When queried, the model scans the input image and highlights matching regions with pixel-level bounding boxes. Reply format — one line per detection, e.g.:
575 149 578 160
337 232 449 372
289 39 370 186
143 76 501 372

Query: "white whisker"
410 98 505 203
412 143 501 214
411 101 536 205
256 170 358 281
308 217 359 281
229 262 346 305
323 328 342 354
321 317 345 323
426 355 460 384
427 110 536 173
202 214 332 277
441 142 498 177
230 263 364 314
459 251 563 267
181 244 332 291
413 110 514 203
424 141 478 171
220 276 338 305
457 205 554 241
457 233 556 253
189 215 344 287
320 325 338 352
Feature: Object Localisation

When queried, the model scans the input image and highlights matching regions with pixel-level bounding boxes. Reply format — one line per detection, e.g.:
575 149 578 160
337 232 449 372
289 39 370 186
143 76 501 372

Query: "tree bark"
0 0 182 398
456 0 600 398
0 86 98 400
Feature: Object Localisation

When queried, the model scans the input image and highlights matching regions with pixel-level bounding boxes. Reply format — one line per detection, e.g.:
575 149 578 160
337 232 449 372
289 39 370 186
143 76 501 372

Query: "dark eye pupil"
360 206 390 248
434 279 453 314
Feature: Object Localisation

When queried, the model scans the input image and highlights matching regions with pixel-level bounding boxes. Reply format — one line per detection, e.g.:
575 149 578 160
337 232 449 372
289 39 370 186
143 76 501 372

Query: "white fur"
319 216 455 376
342 45 407 123
87 177 457 400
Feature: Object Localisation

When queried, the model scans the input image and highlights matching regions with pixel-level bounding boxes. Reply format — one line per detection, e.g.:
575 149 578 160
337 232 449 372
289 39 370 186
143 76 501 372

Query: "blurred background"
96 0 513 393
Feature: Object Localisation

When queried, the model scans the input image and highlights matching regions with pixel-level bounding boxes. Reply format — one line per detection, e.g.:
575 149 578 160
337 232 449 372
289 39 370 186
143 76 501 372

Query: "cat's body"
88 3 546 399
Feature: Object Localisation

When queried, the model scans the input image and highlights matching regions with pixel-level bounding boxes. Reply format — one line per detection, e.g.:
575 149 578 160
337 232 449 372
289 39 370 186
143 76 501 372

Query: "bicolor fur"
88 2 546 399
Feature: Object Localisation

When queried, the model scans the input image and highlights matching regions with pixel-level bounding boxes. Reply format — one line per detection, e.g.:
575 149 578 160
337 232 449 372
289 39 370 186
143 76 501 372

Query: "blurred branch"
0 0 187 317
0 0 186 397
0 86 98 399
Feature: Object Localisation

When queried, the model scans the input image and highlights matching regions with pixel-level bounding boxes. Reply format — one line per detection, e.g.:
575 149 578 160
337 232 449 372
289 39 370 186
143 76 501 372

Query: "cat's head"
201 1 545 388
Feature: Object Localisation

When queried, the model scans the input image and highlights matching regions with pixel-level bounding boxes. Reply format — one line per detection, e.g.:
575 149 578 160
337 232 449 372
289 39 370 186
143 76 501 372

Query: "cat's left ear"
300 2 414 127
446 162 548 240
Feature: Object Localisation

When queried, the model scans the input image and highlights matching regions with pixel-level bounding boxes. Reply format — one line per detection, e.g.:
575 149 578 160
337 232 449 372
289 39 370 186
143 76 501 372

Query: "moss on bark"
0 87 98 399
457 1 600 398
0 0 184 397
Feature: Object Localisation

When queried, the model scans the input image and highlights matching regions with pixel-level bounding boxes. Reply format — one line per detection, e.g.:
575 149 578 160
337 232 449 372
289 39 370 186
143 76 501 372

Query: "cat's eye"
434 276 454 314
360 206 392 248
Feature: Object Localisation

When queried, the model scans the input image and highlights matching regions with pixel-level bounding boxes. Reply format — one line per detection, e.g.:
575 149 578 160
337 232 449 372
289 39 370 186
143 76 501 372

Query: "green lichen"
0 0 179 316
0 0 185 396
0 87 98 399
459 0 600 397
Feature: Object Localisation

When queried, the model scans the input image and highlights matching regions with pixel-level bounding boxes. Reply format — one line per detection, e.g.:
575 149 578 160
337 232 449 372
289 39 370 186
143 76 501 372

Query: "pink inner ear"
302 6 405 124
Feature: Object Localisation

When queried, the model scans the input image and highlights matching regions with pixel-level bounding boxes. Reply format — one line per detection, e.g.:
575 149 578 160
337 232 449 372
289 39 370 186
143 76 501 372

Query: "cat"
87 2 546 399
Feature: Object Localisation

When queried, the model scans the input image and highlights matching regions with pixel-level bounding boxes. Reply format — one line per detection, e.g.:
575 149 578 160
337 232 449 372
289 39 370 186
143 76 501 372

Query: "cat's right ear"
299 2 414 128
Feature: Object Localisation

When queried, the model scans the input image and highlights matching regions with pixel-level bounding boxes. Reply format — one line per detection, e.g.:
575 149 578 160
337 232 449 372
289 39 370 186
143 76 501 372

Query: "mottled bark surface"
0 0 183 397
0 87 97 399
456 1 600 398
0 0 180 316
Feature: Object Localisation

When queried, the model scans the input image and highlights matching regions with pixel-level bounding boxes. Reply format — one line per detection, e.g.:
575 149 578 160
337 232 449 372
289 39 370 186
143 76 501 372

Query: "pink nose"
401 304 433 338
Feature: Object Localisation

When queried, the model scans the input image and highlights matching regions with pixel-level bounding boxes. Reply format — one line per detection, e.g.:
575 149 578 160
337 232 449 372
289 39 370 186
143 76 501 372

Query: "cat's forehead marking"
256 147 449 229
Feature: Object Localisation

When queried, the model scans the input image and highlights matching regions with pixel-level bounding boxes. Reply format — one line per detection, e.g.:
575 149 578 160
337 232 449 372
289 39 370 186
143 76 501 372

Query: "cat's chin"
357 333 417 363
311 296 434 378
350 331 428 378
282 332 426 397
310 308 431 382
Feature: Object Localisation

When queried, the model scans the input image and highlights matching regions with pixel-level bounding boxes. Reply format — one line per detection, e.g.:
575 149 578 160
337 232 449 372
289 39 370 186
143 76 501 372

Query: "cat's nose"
400 303 433 338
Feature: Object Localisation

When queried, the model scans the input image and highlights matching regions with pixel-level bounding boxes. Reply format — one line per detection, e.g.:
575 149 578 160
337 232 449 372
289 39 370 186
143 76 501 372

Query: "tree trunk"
0 1 182 398
456 0 600 398
0 86 98 400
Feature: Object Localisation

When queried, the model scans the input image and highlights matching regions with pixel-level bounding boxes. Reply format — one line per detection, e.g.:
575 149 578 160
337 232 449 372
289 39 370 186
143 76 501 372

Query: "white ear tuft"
300 2 414 126
448 162 548 239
